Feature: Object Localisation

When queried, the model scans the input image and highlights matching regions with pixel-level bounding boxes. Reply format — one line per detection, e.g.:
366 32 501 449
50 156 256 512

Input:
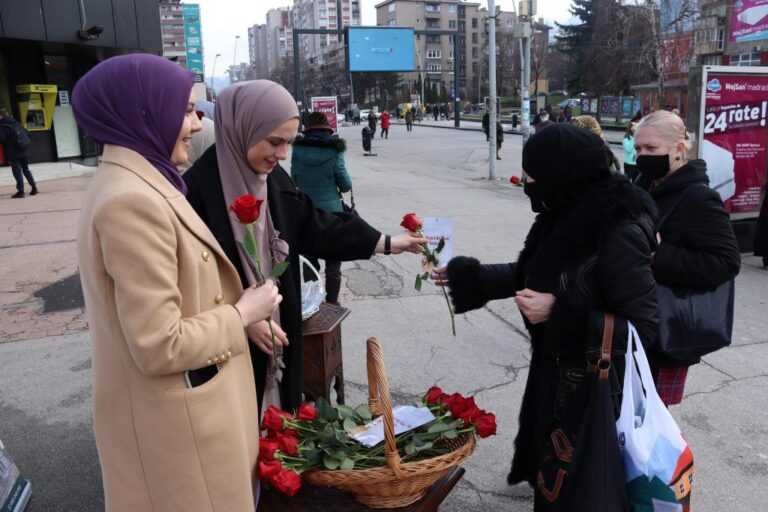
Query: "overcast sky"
196 0 575 77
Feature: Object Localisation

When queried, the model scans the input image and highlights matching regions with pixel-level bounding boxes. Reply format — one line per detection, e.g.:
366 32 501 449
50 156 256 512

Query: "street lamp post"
210 53 221 99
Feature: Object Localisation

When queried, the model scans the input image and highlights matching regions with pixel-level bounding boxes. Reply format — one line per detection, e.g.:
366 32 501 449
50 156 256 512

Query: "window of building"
427 48 442 59
472 47 478 58
388 19 397 26
426 19 441 29
427 34 440 43
472 62 478 73
427 63 441 72
472 33 478 43
733 52 761 66
425 3 440 12
458 21 466 31
448 5 457 13
472 18 478 28
388 3 395 12
449 20 457 29
701 54 721 66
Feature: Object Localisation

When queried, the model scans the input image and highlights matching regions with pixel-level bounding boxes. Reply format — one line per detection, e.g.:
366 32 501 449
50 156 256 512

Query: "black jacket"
756 183 768 257
0 117 27 160
184 145 381 411
447 175 658 492
650 159 740 291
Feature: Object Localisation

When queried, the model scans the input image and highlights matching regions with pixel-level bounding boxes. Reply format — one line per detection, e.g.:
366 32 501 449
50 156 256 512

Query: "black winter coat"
0 117 27 160
184 145 381 411
644 160 740 367
756 183 768 258
447 175 658 503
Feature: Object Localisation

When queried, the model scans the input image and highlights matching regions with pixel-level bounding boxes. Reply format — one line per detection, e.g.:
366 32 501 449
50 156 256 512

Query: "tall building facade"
248 24 270 79
265 7 294 75
293 0 362 65
159 1 205 83
375 0 485 102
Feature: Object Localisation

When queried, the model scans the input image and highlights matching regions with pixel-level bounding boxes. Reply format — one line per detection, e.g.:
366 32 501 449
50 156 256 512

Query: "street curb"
384 121 624 145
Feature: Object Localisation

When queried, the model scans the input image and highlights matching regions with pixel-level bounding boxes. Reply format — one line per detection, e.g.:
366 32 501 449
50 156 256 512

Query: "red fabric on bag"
652 366 689 406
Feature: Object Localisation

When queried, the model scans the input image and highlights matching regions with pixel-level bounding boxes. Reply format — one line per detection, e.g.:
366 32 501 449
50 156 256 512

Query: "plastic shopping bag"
616 324 694 512
300 255 324 321
0 439 32 512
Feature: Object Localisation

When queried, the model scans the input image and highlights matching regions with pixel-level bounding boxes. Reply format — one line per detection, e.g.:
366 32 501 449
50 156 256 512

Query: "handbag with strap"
341 188 359 217
536 313 629 511
654 185 735 361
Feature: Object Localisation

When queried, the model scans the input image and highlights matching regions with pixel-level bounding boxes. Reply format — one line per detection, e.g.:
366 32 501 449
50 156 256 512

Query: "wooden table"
302 302 350 405
260 467 465 511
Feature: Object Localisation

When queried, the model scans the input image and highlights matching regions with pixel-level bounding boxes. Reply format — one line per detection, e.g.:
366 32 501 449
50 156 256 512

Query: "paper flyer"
421 217 453 269
351 406 436 448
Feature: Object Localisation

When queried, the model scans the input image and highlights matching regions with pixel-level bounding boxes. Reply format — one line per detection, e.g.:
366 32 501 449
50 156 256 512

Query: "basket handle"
366 337 406 479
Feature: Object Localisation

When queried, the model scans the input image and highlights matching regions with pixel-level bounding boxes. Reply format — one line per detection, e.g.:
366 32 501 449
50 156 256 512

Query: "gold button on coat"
202 250 210 262
214 293 224 304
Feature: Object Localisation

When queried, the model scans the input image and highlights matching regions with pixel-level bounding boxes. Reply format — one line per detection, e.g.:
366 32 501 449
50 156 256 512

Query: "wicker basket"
302 337 476 508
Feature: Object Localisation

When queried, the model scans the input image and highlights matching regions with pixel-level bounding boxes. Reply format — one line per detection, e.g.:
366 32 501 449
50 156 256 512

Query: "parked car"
336 112 346 124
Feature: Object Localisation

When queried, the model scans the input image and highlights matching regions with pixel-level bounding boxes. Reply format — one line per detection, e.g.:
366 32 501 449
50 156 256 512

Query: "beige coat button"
214 293 224 304
206 359 213 365
202 250 210 262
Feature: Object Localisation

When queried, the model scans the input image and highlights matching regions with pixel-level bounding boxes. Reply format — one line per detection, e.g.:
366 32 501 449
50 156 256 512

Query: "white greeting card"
421 217 454 267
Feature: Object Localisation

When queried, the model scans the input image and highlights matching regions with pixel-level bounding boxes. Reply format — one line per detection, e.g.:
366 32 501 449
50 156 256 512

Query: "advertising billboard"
348 27 415 72
311 96 338 133
183 4 204 82
699 68 768 217
730 0 768 42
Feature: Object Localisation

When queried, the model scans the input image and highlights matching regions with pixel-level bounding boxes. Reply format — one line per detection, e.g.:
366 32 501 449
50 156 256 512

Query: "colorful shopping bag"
616 324 694 512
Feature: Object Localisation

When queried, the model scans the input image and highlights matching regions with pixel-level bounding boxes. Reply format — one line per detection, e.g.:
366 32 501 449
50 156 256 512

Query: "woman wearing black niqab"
437 124 659 510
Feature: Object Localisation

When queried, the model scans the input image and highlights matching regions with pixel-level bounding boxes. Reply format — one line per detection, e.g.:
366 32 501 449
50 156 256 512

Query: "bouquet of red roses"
258 390 497 496
400 212 456 335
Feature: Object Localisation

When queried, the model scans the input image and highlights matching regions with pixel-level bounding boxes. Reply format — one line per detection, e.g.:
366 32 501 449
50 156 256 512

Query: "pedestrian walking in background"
495 119 504 160
482 111 490 141
623 122 638 182
380 110 391 139
352 105 361 125
755 182 768 268
405 109 414 132
0 108 37 198
290 111 352 304
433 105 439 121
367 112 377 139
178 111 215 172
533 111 553 133
434 124 658 509
572 115 622 173
634 110 740 406
184 80 426 417
72 54 283 512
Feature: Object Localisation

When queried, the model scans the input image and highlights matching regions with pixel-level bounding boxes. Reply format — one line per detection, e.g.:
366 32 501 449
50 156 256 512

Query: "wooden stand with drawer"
301 302 349 405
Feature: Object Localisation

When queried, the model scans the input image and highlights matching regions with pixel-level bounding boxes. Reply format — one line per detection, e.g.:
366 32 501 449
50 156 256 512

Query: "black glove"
446 256 517 314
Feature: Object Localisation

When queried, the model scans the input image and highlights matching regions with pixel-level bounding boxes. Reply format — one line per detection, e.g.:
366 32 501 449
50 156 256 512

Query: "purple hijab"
72 54 194 194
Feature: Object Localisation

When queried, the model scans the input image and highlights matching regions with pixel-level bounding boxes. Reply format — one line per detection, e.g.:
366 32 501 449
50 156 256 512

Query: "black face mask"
636 154 671 181
524 182 547 213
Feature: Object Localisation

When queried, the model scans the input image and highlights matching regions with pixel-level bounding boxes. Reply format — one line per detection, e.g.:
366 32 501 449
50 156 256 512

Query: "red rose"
262 405 289 432
424 386 444 405
510 176 521 185
473 412 497 438
271 468 302 496
400 212 423 232
297 402 317 421
276 432 299 456
230 194 263 224
458 403 483 425
259 438 280 461
444 393 475 418
258 459 282 480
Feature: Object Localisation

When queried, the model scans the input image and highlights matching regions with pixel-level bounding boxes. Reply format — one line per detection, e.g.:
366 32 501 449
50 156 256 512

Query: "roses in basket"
258 388 496 496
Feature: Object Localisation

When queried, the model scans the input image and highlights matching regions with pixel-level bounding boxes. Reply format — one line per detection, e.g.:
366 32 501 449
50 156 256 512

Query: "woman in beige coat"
73 55 280 511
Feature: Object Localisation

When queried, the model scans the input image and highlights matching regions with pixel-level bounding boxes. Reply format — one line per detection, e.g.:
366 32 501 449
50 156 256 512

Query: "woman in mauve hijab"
184 80 425 414
74 54 281 512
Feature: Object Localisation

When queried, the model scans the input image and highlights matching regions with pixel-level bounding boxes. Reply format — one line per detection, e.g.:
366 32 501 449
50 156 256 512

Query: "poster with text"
310 96 338 133
422 217 453 270
702 72 768 214
730 0 768 42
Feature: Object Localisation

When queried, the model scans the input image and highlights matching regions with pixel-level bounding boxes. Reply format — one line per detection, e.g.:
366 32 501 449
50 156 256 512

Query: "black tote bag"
655 185 735 361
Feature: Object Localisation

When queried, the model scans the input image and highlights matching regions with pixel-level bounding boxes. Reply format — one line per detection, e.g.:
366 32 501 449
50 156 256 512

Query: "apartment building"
248 24 270 79
265 7 293 75
375 0 485 102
